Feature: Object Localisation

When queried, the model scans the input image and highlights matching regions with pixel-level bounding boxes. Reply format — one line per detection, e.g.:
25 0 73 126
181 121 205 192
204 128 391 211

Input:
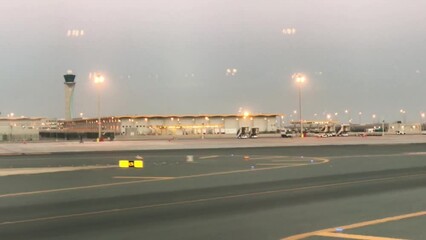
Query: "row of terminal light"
67 29 84 37
67 27 297 37
66 27 297 38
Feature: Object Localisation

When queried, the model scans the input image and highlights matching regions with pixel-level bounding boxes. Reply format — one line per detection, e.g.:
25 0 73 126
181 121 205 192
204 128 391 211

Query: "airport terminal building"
63 113 281 137
0 114 281 141
0 117 45 141
2 114 424 141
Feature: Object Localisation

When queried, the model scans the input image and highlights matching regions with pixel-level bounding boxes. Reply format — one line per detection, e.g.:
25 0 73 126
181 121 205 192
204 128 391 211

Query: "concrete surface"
1 135 426 155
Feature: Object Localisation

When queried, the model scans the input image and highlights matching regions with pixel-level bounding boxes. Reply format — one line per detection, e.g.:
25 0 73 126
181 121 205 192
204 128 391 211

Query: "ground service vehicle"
280 129 295 138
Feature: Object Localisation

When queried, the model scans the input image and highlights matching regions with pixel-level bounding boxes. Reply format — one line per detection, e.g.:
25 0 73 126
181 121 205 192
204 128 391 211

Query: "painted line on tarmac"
0 179 160 199
250 156 289 160
198 155 220 159
326 152 423 160
271 159 314 162
113 176 174 180
315 232 403 240
256 163 304 167
0 157 329 198
0 165 116 177
171 157 328 179
405 152 426 155
0 173 424 227
282 210 426 240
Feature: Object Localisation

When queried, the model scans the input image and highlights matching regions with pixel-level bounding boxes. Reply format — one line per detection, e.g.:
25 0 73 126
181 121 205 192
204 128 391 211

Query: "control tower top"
64 70 75 84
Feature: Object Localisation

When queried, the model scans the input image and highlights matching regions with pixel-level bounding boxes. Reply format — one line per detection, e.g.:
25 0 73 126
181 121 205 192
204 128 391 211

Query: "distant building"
388 122 421 134
0 117 46 141
62 113 281 138
5 113 422 141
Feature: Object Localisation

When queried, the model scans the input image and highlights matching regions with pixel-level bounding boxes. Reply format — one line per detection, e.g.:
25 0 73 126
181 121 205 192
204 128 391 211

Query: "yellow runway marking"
0 191 277 226
283 211 426 239
0 179 159 198
250 156 290 160
316 232 404 240
271 159 312 162
256 163 304 166
329 211 426 231
0 173 424 226
0 157 329 199
326 152 426 160
113 176 174 180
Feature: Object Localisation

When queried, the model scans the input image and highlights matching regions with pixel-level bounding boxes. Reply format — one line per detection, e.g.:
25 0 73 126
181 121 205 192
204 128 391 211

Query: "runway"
0 144 425 239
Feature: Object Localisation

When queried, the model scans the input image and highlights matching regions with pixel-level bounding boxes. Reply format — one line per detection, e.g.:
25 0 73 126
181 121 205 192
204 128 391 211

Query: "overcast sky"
1 0 425 123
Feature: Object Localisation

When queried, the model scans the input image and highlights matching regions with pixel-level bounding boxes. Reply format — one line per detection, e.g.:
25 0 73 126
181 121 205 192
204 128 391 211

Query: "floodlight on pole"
94 73 104 141
292 73 306 138
400 109 406 123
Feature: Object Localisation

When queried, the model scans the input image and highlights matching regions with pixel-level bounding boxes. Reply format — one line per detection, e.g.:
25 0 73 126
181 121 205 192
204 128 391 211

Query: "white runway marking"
405 152 426 155
0 165 115 177
198 155 220 159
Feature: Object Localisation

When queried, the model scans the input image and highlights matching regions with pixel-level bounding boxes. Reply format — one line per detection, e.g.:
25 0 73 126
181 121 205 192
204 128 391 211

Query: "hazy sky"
1 0 425 123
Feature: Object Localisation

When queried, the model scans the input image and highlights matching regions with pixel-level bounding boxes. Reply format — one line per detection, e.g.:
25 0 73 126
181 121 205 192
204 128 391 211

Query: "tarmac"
0 165 114 176
1 134 426 155
0 135 425 239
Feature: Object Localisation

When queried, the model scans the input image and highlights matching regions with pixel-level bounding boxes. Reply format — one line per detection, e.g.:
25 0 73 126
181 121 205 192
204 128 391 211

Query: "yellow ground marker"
256 163 304 166
113 176 174 180
316 232 403 240
119 160 143 168
283 211 426 240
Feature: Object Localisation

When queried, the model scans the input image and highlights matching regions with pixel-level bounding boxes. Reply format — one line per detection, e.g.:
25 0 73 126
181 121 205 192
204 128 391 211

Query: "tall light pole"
344 109 349 123
292 73 306 138
358 112 362 124
9 113 14 141
382 120 385 136
94 74 104 141
400 109 406 123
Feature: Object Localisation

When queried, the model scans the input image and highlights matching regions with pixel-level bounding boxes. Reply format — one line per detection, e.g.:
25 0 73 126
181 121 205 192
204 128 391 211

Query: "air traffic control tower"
63 71 76 121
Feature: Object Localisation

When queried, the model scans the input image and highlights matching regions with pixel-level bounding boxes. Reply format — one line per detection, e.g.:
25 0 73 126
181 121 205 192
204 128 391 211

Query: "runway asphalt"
0 144 425 239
